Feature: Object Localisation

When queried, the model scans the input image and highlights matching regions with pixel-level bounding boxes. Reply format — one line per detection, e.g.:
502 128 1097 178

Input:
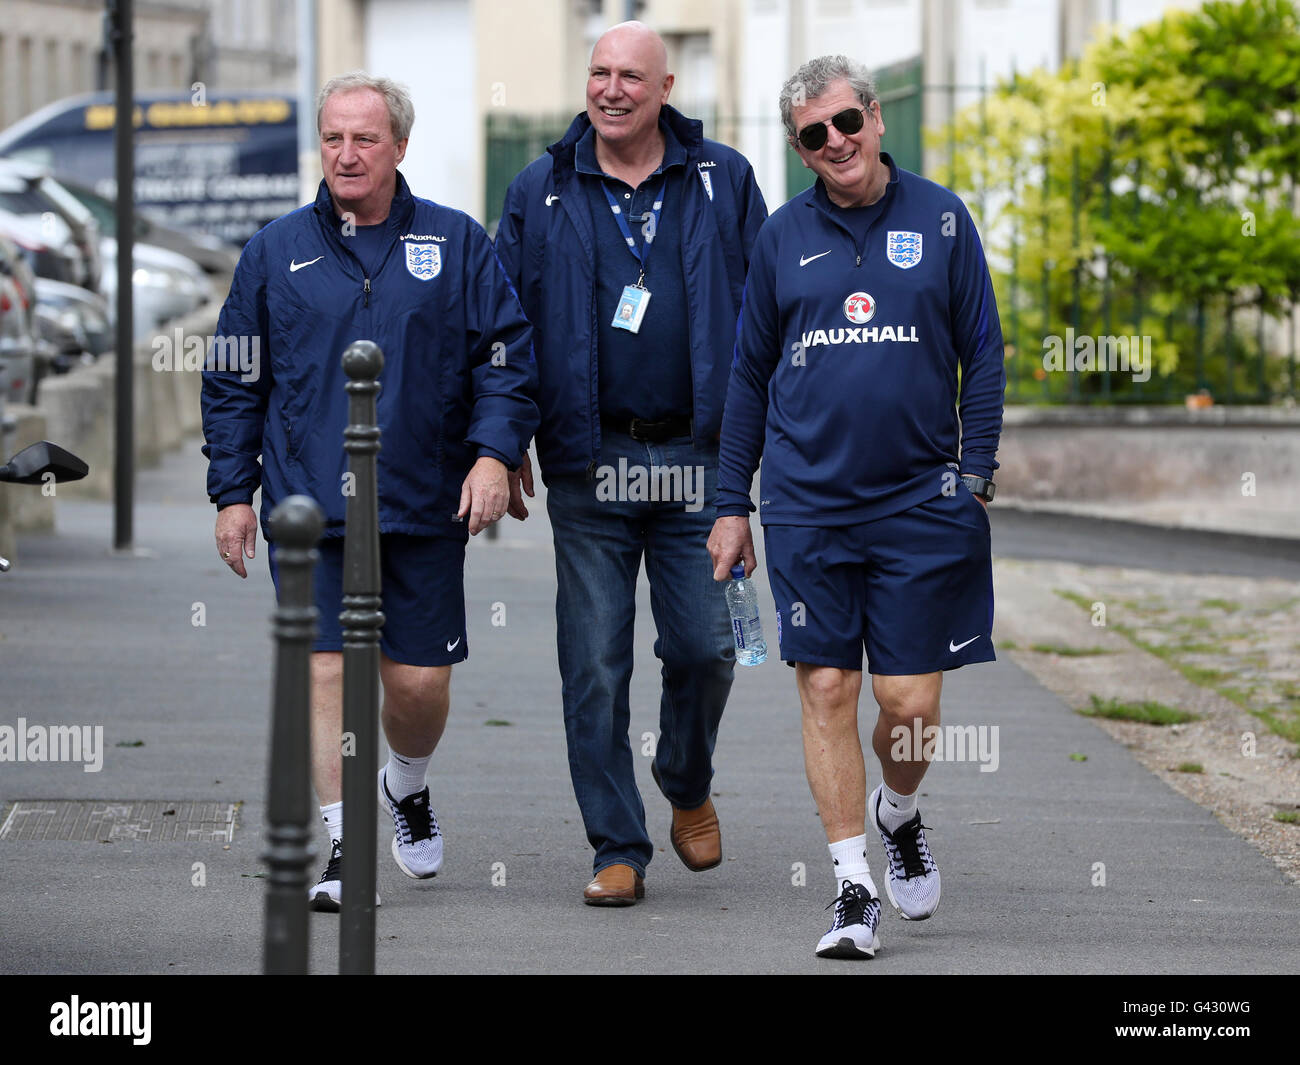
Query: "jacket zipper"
679 173 699 442
556 183 601 477
316 199 406 310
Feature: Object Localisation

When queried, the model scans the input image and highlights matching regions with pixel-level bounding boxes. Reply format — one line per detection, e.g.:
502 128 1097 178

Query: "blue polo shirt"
349 221 390 278
576 121 692 424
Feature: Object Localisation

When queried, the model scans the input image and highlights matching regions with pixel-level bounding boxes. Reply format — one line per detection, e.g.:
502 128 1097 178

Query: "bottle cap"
730 564 745 580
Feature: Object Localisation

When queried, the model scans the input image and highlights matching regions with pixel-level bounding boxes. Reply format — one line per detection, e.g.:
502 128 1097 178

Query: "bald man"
495 22 767 905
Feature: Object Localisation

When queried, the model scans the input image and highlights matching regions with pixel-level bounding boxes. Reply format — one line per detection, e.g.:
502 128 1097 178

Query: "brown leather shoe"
583 864 645 906
669 797 722 871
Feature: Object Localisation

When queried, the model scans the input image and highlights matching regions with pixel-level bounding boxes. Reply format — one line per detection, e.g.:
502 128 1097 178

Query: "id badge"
612 284 651 333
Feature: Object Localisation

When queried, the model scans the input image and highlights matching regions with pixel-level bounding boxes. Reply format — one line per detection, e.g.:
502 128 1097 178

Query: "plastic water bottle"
726 564 767 666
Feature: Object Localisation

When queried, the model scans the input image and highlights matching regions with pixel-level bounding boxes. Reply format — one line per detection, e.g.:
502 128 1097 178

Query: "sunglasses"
796 106 869 152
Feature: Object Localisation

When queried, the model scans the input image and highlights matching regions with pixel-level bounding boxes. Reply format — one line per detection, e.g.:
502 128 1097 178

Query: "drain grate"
0 801 239 842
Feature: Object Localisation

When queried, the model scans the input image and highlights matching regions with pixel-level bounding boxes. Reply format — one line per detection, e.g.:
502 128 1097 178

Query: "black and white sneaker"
815 879 882 959
307 838 382 912
870 784 941 920
379 768 443 879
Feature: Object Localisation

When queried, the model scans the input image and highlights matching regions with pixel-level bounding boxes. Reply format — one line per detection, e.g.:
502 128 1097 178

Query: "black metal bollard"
338 340 385 975
263 494 324 975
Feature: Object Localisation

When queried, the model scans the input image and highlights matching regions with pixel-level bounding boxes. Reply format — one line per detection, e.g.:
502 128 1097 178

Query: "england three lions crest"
886 231 922 269
405 242 441 281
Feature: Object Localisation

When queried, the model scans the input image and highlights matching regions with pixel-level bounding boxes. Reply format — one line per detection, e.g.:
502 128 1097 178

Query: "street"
0 440 1296 975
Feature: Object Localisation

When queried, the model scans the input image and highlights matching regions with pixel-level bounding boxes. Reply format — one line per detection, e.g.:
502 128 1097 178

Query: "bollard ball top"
269 495 324 546
342 340 384 380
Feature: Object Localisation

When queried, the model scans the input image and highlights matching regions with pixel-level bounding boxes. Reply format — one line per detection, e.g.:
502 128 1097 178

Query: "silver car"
0 159 102 291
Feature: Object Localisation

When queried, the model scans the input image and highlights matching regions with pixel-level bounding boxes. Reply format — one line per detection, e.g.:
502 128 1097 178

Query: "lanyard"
601 176 666 287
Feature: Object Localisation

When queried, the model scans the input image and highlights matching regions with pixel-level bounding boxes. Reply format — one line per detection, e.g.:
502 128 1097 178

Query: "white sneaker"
871 784 941 920
379 768 443 879
815 880 882 959
308 838 381 912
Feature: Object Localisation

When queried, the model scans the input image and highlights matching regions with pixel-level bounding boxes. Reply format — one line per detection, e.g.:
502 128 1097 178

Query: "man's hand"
215 504 258 579
506 450 535 520
707 515 757 580
458 456 510 535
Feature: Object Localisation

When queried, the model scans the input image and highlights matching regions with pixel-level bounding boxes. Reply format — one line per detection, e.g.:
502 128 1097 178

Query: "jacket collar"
312 169 417 232
548 104 703 187
574 117 688 178
808 152 900 214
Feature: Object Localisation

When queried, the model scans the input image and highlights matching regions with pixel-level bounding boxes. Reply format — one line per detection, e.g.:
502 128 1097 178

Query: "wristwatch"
961 474 995 502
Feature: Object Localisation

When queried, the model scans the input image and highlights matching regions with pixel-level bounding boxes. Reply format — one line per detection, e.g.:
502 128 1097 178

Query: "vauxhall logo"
799 291 920 349
844 291 875 324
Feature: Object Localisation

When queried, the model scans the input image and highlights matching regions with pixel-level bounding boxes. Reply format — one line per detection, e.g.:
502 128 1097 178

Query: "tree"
937 0 1300 402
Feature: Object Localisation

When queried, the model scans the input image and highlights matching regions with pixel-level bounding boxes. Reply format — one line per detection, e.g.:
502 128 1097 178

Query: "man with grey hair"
203 71 539 911
710 54 1005 958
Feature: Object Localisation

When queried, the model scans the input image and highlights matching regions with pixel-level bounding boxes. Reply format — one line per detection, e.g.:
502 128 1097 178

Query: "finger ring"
223 551 230 559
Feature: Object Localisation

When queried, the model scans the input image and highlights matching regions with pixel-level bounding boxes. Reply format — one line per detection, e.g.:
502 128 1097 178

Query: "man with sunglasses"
709 54 1004 958
495 22 767 906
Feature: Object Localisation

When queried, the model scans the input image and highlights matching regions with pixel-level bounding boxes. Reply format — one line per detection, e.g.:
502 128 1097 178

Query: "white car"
99 238 211 343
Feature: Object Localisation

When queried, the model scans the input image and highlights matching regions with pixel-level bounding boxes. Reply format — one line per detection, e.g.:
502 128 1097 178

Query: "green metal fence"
484 112 572 233
484 57 924 229
930 71 1298 407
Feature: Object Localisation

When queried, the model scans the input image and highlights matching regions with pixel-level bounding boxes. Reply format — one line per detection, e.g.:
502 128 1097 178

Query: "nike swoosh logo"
446 637 461 652
545 194 559 206
799 250 831 266
289 256 323 272
949 636 981 653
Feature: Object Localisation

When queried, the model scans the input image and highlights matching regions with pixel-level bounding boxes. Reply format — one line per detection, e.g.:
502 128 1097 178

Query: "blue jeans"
546 432 735 876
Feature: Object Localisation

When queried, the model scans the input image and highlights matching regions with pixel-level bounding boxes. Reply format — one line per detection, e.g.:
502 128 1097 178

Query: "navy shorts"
268 533 467 667
763 487 995 675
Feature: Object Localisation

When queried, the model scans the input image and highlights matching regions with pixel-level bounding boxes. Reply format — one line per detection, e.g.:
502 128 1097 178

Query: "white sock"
320 801 342 842
829 834 877 897
385 750 432 800
877 782 918 834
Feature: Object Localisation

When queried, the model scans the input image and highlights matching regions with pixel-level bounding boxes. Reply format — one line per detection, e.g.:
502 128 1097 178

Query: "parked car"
0 159 102 290
57 177 239 277
31 300 96 396
33 277 110 357
0 232 39 406
99 238 211 343
0 207 82 286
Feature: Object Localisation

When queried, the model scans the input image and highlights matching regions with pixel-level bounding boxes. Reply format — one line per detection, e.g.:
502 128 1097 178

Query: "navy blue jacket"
202 173 539 541
493 106 767 480
717 158 1005 524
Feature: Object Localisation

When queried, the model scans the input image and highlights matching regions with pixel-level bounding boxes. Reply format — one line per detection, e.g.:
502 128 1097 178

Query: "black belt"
601 414 692 443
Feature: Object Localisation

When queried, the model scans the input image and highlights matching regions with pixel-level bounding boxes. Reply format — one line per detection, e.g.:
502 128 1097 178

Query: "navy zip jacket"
202 173 539 541
716 157 1005 525
493 105 767 480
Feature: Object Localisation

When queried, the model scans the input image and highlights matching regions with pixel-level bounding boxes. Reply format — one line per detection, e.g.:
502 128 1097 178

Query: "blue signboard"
0 91 299 245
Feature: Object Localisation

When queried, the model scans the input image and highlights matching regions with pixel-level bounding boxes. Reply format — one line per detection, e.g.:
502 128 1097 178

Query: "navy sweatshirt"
715 155 1005 525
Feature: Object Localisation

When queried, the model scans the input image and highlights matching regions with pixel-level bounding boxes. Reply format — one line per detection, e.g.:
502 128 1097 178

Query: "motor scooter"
0 441 88 571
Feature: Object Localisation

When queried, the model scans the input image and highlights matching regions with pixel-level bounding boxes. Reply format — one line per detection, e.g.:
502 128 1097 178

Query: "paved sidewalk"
999 496 1300 542
0 441 1295 974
